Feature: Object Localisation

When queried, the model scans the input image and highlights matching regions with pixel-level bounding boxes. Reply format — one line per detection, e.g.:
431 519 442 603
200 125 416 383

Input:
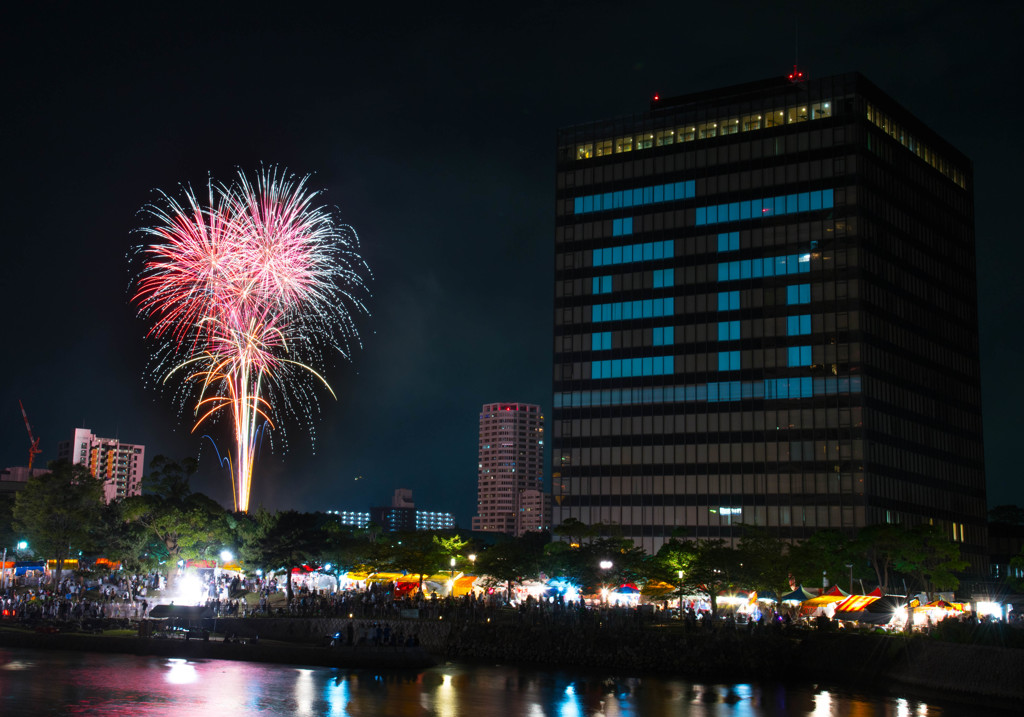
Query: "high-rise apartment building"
57 428 145 503
472 403 549 536
552 72 986 569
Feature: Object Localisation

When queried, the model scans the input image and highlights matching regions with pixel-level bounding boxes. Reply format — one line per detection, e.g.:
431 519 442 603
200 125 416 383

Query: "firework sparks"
131 167 371 511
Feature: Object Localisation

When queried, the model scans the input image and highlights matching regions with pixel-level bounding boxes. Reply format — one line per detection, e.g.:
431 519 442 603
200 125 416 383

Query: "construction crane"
18 400 41 471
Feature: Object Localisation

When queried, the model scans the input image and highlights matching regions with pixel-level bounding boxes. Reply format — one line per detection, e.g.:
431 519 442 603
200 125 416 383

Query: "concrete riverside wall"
212 616 454 650
443 623 1024 704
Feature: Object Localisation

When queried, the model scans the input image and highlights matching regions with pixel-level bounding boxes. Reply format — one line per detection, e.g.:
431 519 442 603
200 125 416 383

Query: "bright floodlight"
599 560 613 570
220 550 234 563
17 541 28 550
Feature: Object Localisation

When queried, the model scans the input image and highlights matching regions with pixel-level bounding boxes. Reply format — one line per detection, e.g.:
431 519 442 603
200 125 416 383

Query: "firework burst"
131 167 371 511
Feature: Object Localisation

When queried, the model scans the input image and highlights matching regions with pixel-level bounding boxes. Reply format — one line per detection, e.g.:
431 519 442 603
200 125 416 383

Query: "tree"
477 532 548 602
120 456 233 593
893 523 969 600
13 461 105 587
853 523 907 593
736 526 791 602
653 538 698 584
1010 545 1024 592
679 539 742 619
552 517 596 546
390 531 448 595
789 529 858 592
94 500 163 577
252 510 323 602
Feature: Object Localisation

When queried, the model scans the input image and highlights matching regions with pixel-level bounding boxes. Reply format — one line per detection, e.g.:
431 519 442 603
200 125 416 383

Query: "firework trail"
131 167 371 511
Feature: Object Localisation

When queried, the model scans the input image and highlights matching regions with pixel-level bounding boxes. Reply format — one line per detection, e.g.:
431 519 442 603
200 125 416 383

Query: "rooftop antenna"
788 21 806 83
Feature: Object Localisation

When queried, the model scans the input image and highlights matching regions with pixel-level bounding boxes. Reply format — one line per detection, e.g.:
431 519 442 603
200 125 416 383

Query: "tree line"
3 457 1021 614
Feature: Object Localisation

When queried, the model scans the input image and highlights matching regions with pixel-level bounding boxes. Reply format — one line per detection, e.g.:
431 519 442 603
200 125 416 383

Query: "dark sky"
3 1 1022 523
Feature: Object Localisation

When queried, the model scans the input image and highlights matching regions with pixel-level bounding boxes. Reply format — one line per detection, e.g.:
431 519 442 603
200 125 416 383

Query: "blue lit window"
717 253 810 282
612 217 634 236
593 240 673 268
591 355 674 379
786 284 811 305
787 345 812 366
574 180 696 215
695 189 835 227
718 350 740 371
787 314 812 336
717 290 740 311
653 326 674 346
592 331 612 351
717 231 739 252
718 320 740 341
592 276 613 294
653 269 674 288
553 373 861 408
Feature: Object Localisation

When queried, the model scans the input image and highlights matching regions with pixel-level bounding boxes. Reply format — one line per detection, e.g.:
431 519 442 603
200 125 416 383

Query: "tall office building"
57 428 145 503
552 72 986 569
472 402 549 536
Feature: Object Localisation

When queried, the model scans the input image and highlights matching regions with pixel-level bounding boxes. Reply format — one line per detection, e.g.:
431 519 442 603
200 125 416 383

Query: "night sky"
3 2 1022 524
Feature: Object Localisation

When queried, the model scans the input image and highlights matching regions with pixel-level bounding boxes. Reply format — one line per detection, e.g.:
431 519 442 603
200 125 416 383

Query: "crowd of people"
1 568 1020 636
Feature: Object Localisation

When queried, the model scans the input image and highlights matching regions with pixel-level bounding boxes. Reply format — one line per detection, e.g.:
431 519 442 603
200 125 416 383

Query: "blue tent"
780 585 817 603
13 560 45 576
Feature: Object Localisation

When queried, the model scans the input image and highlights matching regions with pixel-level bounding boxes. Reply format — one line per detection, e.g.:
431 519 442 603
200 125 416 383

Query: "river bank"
2 618 1022 708
0 627 434 669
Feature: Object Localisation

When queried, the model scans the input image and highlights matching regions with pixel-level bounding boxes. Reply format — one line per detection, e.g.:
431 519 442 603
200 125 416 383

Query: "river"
0 647 1006 716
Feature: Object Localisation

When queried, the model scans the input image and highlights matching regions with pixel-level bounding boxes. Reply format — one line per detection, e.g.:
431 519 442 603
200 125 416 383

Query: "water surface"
0 648 1000 716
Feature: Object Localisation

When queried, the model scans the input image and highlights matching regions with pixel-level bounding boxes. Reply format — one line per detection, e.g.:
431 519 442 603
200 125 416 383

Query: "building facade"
370 489 456 532
56 428 145 503
472 402 549 536
552 72 986 569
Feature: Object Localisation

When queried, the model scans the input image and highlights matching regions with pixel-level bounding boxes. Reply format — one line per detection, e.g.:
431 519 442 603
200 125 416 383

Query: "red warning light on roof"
653 93 660 101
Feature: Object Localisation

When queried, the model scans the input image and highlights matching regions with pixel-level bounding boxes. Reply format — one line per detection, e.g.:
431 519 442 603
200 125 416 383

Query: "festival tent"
451 575 479 598
914 599 965 623
394 575 422 596
822 584 849 597
800 594 848 617
641 581 677 601
607 583 640 607
781 585 817 603
833 595 910 625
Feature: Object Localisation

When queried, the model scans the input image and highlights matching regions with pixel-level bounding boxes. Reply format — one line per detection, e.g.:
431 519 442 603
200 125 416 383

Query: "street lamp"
677 570 685 612
599 560 613 605
845 563 854 595
449 557 457 595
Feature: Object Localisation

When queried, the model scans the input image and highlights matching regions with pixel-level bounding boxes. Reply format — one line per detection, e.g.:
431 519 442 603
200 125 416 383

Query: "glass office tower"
551 72 986 570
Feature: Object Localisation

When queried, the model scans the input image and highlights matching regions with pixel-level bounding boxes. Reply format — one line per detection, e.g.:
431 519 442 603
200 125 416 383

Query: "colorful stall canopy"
781 585 817 603
642 581 677 598
822 585 848 597
833 594 880 613
452 575 478 597
802 594 847 608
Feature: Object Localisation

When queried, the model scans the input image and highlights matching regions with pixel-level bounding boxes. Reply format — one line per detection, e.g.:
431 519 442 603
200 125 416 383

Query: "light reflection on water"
0 647 1003 716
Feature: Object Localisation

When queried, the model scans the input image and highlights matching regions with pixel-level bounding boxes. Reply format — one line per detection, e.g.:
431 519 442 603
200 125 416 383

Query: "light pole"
677 570 685 613
599 560 613 605
449 557 457 595
845 563 854 595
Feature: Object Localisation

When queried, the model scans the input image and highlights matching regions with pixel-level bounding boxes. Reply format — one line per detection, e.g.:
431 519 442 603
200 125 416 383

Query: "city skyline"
2 3 1022 525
